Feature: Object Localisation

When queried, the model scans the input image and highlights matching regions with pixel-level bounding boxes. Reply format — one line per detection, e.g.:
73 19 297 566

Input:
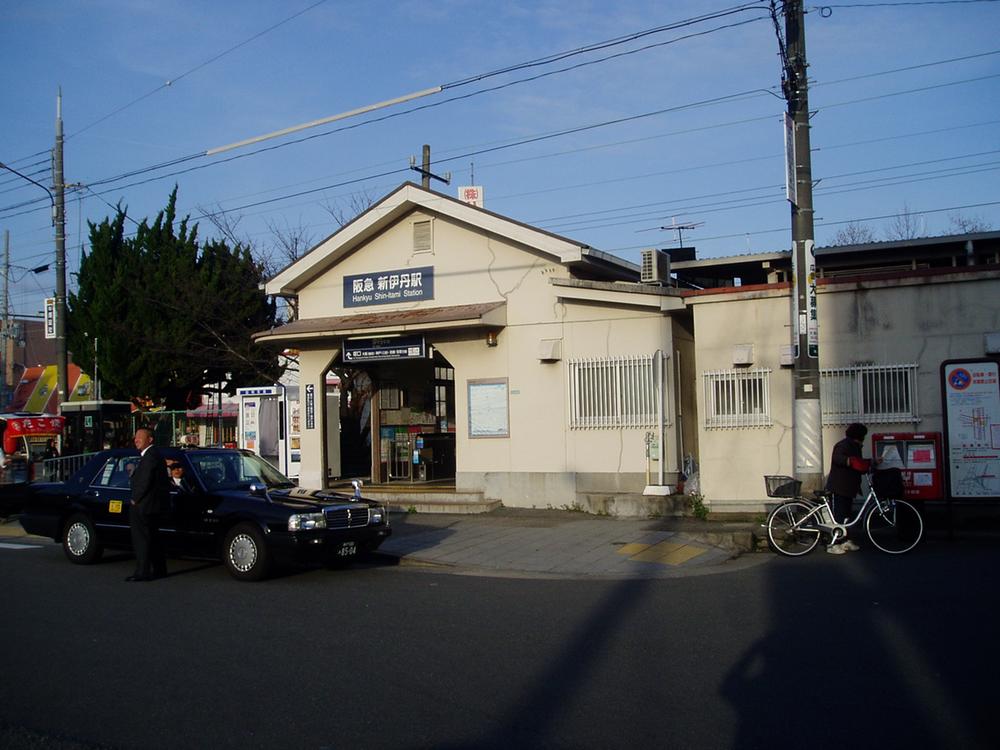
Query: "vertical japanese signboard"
305 383 315 430
942 359 1000 499
790 239 818 358
44 297 56 339
784 113 797 206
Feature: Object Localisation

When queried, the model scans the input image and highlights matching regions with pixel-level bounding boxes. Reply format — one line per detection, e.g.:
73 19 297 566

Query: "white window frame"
821 363 919 424
568 354 664 429
703 368 772 429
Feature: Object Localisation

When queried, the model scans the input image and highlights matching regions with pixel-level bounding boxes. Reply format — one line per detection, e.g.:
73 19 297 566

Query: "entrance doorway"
332 350 455 484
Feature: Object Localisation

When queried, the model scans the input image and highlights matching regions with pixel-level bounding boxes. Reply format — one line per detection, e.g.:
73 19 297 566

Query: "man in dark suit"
127 426 171 581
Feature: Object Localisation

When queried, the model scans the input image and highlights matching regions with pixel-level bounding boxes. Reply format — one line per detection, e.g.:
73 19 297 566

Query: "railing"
36 452 95 483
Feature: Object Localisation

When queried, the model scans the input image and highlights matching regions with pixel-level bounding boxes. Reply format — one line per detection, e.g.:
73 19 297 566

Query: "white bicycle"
764 473 924 556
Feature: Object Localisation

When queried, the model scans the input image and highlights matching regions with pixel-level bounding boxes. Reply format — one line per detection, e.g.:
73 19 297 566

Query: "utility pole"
2 230 9 407
783 0 824 492
409 144 451 189
54 89 69 411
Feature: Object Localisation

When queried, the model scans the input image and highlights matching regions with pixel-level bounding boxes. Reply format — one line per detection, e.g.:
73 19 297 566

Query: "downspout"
658 349 665 487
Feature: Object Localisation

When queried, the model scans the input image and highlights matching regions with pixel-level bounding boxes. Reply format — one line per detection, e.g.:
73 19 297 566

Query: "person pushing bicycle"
825 422 875 554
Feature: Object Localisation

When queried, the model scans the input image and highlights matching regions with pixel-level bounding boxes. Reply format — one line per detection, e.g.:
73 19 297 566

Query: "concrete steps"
329 482 500 514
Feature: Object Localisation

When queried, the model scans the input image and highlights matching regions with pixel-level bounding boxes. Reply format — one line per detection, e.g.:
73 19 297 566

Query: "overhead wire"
0 6 773 218
4 6 997 277
6 37 992 227
73 1 333 142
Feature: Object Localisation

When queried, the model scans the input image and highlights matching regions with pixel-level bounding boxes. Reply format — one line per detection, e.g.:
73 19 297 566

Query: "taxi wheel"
62 513 103 565
223 523 271 582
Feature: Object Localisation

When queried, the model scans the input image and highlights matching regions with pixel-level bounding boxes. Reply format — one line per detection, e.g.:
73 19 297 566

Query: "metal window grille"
703 368 772 428
568 354 663 429
821 363 918 424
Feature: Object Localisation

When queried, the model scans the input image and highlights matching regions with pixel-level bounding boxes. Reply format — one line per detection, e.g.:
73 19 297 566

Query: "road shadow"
406 575 656 749
375 515 458 557
720 537 999 749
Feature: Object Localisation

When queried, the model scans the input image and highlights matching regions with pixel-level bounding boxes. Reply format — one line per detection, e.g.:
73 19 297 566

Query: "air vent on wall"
413 220 432 253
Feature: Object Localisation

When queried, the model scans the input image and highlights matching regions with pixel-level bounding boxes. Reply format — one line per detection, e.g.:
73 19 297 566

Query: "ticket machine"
237 386 300 479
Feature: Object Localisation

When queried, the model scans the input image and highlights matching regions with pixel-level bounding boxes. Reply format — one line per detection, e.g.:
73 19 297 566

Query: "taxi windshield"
186 452 295 491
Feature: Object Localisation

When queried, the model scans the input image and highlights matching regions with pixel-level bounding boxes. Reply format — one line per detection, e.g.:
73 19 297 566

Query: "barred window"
568 354 663 429
703 368 772 428
821 363 918 424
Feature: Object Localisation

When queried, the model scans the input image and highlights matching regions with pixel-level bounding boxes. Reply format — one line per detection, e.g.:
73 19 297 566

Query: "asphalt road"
1 536 997 749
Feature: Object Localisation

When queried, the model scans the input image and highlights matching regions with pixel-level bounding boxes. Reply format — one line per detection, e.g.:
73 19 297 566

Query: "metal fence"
38 452 96 483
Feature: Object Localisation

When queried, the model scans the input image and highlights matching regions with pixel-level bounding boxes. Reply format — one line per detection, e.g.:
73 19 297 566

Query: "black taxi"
18 447 391 581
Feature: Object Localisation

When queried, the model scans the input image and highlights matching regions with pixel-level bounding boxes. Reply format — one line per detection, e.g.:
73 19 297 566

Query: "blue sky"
2 0 998 319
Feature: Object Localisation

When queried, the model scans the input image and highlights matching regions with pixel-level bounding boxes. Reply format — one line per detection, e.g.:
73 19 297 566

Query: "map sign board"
941 359 1000 499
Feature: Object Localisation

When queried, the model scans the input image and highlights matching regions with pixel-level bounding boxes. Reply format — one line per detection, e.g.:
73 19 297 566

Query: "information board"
468 379 509 438
942 359 1000 499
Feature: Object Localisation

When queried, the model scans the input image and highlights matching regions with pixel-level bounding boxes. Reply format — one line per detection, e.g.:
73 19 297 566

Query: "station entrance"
332 348 455 484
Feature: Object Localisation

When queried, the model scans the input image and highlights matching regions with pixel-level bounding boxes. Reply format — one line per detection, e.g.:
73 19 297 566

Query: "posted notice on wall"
942 360 1000 499
468 379 509 438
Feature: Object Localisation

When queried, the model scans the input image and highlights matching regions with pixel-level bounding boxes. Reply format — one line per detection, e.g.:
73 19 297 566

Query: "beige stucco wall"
291 209 678 508
296 347 338 489
690 272 1000 511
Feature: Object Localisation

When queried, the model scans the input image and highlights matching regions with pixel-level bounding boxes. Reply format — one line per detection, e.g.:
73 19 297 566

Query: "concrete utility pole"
54 90 69 410
783 0 824 492
2 230 9 405
409 144 451 189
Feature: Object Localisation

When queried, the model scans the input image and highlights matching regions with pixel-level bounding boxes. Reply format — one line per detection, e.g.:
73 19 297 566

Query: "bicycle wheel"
865 499 923 554
767 501 821 556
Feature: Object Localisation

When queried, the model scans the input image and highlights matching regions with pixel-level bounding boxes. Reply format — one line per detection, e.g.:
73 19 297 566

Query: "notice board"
941 359 1000 499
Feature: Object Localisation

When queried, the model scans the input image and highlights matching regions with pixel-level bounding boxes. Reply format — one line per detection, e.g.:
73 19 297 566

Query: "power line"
68 1 332 141
1 11 771 218
817 1 999 8
603 199 1000 254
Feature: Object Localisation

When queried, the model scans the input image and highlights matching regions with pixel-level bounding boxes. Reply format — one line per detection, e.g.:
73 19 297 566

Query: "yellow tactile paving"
617 539 708 566
629 540 684 562
657 545 707 565
617 543 651 556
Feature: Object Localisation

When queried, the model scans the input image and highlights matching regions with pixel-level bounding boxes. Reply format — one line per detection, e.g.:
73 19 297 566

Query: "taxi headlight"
288 513 326 531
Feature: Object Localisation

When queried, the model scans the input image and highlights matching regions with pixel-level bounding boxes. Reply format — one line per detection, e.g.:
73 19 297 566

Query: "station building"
256 182 1000 514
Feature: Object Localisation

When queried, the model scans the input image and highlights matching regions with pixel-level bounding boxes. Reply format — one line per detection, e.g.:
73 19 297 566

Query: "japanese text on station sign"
344 266 434 308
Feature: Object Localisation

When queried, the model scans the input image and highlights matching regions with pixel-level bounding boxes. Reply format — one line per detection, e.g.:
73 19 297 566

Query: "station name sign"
344 266 434 308
344 335 427 362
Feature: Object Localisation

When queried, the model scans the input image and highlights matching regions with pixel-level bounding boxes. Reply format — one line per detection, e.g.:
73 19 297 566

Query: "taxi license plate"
108 500 123 514
337 541 357 557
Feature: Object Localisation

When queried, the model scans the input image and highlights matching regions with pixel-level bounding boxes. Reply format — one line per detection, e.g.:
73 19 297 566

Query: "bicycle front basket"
764 475 802 498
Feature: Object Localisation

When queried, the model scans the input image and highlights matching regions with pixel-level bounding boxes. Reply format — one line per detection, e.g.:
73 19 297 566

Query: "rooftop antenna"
660 217 704 248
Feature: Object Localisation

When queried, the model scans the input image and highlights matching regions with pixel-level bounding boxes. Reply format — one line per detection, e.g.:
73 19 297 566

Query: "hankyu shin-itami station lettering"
344 266 434 308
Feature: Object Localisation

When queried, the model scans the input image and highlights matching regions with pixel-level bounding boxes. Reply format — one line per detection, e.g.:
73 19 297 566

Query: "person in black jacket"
127 427 171 581
825 422 870 554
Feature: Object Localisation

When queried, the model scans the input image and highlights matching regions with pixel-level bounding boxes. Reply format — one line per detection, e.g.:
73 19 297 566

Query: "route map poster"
942 359 1000 499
